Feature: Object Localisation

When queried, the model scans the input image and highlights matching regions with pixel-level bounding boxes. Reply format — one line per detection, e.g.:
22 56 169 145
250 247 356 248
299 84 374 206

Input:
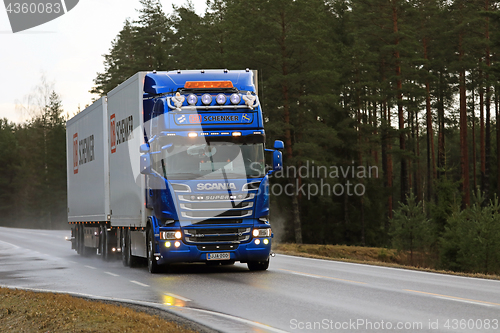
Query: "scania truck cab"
140 69 283 273
67 69 283 274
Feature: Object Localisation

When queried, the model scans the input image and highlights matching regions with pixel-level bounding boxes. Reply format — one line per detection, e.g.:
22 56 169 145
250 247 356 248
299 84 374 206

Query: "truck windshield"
160 141 265 180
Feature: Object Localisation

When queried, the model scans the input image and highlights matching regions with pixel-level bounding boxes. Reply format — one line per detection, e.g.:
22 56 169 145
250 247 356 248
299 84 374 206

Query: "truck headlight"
160 231 182 240
252 228 271 237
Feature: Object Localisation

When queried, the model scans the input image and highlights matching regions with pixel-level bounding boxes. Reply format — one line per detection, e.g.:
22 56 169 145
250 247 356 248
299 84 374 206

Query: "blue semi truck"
66 69 283 273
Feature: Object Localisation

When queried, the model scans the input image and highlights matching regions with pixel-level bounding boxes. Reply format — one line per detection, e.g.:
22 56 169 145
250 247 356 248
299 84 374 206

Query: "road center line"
84 265 96 270
405 289 500 307
0 239 21 250
165 293 191 302
435 296 493 307
279 268 366 284
130 280 149 287
104 272 119 277
286 271 323 279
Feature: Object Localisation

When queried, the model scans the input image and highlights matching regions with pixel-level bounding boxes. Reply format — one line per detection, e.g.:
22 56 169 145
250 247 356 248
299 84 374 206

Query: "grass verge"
0 287 200 333
273 243 500 281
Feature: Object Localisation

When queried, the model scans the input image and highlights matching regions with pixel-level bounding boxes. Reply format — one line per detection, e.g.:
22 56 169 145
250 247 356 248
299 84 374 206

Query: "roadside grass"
0 287 197 333
273 243 500 281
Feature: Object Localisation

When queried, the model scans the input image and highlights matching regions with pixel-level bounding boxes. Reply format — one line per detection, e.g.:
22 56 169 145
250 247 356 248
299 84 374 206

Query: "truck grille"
180 201 253 210
197 244 239 251
195 219 242 225
182 210 252 218
184 227 251 244
178 193 254 220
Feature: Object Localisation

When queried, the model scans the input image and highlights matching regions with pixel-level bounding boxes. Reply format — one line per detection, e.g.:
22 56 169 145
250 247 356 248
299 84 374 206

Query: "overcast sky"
0 0 207 123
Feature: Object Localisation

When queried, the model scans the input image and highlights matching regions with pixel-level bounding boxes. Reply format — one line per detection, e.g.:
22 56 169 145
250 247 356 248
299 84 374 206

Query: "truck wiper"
166 173 203 180
246 174 265 179
204 172 248 179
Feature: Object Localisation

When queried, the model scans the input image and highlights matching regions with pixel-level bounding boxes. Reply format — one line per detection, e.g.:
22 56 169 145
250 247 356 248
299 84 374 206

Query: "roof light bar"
184 81 234 89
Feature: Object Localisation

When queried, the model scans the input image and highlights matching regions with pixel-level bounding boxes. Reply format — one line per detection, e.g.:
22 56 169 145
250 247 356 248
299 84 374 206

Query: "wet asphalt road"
1 226 500 333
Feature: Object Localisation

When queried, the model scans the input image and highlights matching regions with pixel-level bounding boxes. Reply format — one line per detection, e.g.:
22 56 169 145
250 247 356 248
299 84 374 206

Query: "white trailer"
67 73 150 260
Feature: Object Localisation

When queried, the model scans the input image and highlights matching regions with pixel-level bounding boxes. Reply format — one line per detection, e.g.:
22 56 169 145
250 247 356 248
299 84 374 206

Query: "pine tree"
92 0 172 95
391 191 433 266
201 0 230 68
441 191 500 274
91 19 138 95
413 0 442 202
450 0 484 206
171 3 205 69
0 119 18 224
43 91 67 228
133 0 172 71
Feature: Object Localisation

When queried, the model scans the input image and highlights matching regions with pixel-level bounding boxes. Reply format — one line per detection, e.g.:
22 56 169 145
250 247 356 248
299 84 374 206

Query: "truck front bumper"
156 239 271 265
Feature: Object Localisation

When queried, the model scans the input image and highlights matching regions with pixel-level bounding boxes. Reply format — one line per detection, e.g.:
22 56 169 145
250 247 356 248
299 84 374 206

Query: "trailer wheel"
78 225 87 256
104 227 117 261
100 224 107 261
75 225 81 255
147 228 161 273
122 229 129 266
80 227 92 257
247 258 269 271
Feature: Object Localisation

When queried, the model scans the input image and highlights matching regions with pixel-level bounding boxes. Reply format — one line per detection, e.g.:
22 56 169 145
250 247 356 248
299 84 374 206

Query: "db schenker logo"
3 0 79 33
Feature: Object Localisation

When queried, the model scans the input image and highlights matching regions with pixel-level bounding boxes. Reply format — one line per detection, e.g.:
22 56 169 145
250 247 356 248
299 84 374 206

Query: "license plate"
207 252 230 260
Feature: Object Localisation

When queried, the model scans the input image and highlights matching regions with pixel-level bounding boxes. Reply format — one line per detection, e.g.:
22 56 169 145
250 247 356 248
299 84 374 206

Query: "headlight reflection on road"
162 294 188 307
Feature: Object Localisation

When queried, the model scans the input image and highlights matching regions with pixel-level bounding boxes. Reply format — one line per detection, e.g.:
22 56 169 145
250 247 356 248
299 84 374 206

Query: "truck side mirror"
140 153 151 175
273 150 283 172
273 140 284 150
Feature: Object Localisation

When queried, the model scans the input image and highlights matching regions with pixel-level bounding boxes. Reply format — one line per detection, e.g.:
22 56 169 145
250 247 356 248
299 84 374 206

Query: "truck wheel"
124 229 139 267
247 258 269 271
147 228 161 273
